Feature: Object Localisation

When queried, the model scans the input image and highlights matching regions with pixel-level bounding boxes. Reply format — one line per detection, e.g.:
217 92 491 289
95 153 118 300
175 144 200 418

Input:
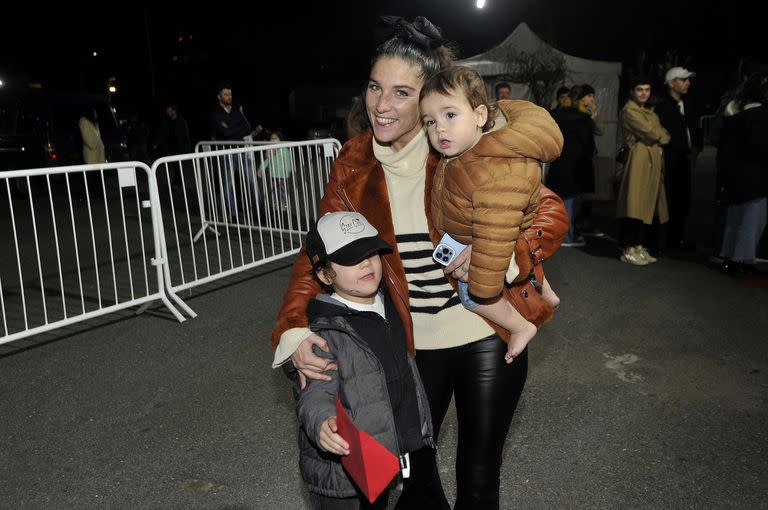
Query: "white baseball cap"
306 211 392 267
665 67 696 83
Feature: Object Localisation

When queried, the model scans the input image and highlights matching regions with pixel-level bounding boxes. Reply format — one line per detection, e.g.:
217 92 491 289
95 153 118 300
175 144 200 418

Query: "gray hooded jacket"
285 293 435 498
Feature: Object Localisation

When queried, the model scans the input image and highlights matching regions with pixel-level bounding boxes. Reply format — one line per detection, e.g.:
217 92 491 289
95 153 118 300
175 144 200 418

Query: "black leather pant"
416 335 528 510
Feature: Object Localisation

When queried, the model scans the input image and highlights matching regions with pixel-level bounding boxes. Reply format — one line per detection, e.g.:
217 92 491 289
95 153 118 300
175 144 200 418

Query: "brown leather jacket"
431 100 564 299
270 130 569 354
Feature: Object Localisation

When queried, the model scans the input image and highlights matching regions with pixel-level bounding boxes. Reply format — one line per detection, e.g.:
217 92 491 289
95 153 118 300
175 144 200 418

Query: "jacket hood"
307 294 358 322
466 99 563 162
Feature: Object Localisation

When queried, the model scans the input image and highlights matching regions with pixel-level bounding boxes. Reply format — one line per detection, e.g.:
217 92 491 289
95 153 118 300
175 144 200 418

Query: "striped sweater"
375 131 493 350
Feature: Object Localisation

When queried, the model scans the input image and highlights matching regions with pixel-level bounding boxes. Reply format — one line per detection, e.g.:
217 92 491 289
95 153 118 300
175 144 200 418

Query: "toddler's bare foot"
504 321 537 363
541 278 560 311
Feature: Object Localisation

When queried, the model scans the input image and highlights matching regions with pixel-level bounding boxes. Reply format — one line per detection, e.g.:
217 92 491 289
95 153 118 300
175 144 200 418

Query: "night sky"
1 1 761 139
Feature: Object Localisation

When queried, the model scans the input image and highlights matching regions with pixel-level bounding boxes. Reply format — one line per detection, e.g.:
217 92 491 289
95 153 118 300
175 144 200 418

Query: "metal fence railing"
0 139 342 345
155 139 341 302
0 162 187 345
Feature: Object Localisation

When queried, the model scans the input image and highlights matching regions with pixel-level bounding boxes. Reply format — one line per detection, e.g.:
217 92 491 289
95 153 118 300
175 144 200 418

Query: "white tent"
457 22 623 199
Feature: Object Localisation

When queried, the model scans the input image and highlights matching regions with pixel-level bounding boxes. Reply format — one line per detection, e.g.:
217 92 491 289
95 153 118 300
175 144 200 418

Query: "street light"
476 0 486 7
107 77 118 94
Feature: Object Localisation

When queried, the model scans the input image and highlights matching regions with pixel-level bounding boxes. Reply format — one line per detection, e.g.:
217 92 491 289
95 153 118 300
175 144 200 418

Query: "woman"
615 77 671 265
78 107 106 165
270 16 567 509
716 72 768 275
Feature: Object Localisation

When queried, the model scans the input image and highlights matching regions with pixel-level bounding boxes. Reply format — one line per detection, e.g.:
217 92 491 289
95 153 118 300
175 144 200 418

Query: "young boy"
419 65 562 362
278 211 447 510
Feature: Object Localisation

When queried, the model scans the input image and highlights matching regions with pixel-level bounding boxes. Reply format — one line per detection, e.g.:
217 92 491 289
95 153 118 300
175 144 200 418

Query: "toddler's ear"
475 104 488 127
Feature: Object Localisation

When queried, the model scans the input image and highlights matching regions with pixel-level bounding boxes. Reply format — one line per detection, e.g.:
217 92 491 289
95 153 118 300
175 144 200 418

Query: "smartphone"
432 233 468 266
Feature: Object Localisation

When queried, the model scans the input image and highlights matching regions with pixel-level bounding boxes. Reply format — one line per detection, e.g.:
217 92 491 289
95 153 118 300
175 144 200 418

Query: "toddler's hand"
319 416 350 456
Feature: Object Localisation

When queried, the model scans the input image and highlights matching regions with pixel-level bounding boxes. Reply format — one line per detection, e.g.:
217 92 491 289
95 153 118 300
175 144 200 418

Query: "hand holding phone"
432 233 468 266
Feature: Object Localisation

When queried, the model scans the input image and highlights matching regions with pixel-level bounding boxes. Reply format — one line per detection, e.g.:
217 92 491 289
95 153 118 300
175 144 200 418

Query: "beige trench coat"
78 117 106 165
616 100 671 224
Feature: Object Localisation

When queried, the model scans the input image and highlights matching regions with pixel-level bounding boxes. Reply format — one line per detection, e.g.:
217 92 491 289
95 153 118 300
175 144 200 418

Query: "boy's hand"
319 417 350 456
444 245 472 282
291 334 338 389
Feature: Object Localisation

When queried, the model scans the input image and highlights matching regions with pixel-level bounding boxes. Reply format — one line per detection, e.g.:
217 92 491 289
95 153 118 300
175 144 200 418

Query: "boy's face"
420 88 488 158
631 84 652 105
318 254 383 304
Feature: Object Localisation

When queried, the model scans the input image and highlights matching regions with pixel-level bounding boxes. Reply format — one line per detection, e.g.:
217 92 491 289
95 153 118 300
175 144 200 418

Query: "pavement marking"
181 479 217 493
603 353 643 383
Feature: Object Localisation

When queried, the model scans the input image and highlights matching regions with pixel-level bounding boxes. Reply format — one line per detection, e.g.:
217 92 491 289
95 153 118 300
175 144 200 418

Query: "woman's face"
365 56 424 152
631 84 652 106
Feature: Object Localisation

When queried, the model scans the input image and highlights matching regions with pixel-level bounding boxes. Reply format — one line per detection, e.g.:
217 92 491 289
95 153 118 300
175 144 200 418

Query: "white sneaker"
620 246 650 266
638 246 657 263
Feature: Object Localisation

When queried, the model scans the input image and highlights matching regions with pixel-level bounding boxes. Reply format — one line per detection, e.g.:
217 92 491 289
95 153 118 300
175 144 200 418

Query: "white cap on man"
665 67 696 84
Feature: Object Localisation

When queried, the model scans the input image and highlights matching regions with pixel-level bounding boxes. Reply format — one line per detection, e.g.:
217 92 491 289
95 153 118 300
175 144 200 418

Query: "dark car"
1 89 129 194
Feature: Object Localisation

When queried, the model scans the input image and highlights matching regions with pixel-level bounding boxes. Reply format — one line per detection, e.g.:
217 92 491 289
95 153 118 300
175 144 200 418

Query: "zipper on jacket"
315 317 404 460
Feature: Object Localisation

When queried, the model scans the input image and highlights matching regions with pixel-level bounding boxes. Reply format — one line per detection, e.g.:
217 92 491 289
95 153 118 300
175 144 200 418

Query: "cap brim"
668 72 695 82
327 237 393 265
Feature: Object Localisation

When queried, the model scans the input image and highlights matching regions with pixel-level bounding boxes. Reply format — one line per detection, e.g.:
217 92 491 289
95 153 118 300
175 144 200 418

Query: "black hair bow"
381 15 444 49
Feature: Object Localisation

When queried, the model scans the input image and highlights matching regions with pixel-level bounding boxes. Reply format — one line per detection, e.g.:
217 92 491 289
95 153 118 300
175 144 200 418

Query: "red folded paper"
334 393 400 503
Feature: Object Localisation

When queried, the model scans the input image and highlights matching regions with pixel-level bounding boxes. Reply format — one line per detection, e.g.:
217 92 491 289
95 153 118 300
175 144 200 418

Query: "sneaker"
580 227 606 238
638 246 657 263
620 246 650 266
561 236 586 248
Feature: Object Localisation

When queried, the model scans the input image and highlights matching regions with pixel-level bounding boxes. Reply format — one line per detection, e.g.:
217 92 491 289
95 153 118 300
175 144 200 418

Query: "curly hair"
419 65 498 132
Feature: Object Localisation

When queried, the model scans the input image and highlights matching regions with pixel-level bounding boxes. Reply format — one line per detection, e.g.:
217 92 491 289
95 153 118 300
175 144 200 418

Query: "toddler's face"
420 89 487 158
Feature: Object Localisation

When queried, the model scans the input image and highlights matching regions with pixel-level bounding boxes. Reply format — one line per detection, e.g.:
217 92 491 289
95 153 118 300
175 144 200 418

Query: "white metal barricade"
0 162 187 345
195 140 275 153
153 139 341 303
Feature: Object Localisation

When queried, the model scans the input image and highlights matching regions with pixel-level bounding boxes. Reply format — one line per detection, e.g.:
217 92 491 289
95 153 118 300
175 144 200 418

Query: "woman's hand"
291 334 338 389
319 416 350 456
444 245 472 282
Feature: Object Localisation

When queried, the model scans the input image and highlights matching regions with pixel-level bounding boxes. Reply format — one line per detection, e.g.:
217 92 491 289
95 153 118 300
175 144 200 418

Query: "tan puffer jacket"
430 99 564 299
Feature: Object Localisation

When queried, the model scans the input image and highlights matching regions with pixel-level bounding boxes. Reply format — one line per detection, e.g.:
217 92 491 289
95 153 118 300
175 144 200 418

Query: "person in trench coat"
615 77 671 265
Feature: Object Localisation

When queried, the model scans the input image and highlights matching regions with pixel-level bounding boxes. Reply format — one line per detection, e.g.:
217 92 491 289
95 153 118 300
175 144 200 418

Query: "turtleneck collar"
373 129 429 178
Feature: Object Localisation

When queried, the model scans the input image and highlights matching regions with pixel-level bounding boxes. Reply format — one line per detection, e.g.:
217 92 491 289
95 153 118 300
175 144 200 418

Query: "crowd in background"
537 57 767 274
78 59 767 274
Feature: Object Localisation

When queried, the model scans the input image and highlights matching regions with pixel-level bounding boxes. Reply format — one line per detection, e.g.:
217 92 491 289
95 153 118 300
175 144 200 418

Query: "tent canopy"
458 22 621 77
457 23 623 199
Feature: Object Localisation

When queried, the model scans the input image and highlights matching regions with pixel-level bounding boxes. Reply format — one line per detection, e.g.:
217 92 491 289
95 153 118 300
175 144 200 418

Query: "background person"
655 66 702 251
615 76 671 265
257 130 294 211
78 107 106 165
547 84 598 247
494 81 512 100
716 72 768 276
210 84 262 220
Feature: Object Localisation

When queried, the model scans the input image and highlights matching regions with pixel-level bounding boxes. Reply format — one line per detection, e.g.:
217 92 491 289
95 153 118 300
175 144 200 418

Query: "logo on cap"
340 215 365 235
